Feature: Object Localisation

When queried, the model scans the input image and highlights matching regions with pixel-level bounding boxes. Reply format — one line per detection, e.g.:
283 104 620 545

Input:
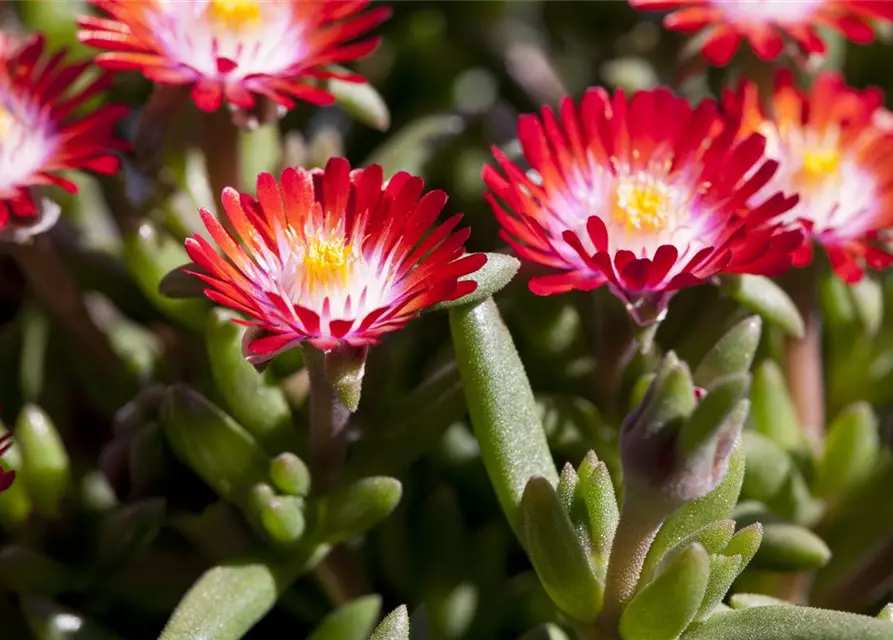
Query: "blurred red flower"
723 70 893 283
78 0 391 113
0 33 128 236
629 0 893 66
483 87 802 324
185 158 486 360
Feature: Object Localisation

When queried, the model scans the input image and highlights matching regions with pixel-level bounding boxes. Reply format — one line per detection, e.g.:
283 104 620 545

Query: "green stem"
784 266 825 455
302 345 351 492
201 107 242 229
597 494 666 638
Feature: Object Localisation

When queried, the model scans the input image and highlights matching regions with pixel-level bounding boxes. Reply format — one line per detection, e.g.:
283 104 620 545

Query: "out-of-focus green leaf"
16 405 71 519
364 114 465 178
815 402 879 499
314 476 402 545
206 308 297 453
719 275 804 338
123 221 209 331
751 523 831 571
749 360 805 453
324 67 390 131
160 385 272 510
0 547 75 596
307 595 382 640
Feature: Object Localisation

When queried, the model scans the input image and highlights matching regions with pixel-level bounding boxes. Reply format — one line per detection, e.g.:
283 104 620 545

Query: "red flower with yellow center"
723 70 893 283
483 87 802 323
0 33 128 236
186 158 486 357
78 0 391 113
630 0 893 66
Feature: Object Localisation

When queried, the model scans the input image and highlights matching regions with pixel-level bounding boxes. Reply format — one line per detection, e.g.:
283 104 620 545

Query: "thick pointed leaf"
750 360 805 453
325 67 390 131
428 254 519 312
620 542 710 640
307 595 382 640
520 476 602 623
693 317 762 391
680 605 893 640
449 298 559 536
315 477 402 545
696 553 742 619
371 605 410 640
815 403 879 499
720 275 804 338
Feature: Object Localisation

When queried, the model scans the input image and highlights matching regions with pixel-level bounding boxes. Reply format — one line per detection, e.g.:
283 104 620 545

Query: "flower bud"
621 353 749 513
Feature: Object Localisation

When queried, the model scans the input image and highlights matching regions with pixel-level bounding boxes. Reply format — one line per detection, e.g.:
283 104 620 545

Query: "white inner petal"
754 124 880 240
709 0 823 25
151 0 310 79
0 93 55 197
543 156 713 274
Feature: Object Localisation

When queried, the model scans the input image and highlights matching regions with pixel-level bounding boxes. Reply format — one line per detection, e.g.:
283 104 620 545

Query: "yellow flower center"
612 178 670 233
207 0 262 31
302 233 353 292
0 103 15 139
797 147 841 187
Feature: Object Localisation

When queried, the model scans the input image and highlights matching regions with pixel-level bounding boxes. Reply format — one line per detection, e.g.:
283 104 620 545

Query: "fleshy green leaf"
364 114 465 178
160 385 272 510
680 605 893 640
693 316 762 391
520 476 602 623
641 439 745 579
815 403 879 499
620 542 710 640
729 594 791 609
15 405 71 519
741 431 792 503
160 549 325 640
21 597 124 640
324 67 390 131
696 553 742 619
516 623 572 640
722 523 763 570
750 523 830 571
206 309 297 453
307 595 382 640
449 298 559 536
371 605 410 640
124 221 209 330
269 453 311 498
315 477 402 545
719 275 804 338
428 254 519 312
750 360 805 453
877 604 893 622
577 451 619 574
655 520 735 579
849 275 883 336
0 546 74 596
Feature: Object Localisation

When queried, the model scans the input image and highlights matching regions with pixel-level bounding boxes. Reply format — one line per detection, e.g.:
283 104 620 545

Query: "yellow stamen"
207 0 262 31
302 233 353 292
797 147 841 186
0 103 14 139
612 177 670 233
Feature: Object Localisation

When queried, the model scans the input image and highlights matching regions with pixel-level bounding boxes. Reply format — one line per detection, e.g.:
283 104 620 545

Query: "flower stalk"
303 345 352 492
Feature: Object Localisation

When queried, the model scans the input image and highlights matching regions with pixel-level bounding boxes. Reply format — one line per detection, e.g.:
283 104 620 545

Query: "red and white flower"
78 0 391 113
0 33 128 237
186 158 486 358
629 0 893 66
483 87 802 323
723 70 893 283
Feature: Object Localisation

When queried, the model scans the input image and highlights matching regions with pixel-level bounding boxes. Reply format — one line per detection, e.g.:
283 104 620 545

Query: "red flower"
186 158 486 358
630 0 893 66
78 0 391 113
0 433 14 493
723 70 893 283
483 87 802 324
0 33 128 236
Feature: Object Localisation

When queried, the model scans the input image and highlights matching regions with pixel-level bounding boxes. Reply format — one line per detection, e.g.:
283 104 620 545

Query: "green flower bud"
269 452 311 498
